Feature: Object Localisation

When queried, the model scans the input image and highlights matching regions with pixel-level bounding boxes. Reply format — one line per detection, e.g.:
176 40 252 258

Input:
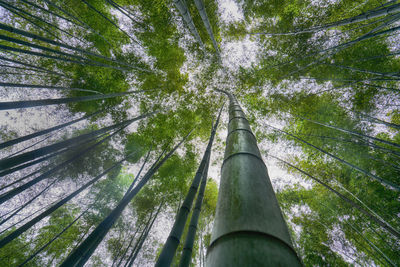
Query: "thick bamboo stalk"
207 89 301 266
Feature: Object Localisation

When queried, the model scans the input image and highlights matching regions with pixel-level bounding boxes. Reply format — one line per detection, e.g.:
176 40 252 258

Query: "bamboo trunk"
178 105 223 267
297 115 400 150
207 90 301 266
155 110 220 266
0 148 67 178
0 34 121 72
0 56 69 78
0 1 87 43
179 153 210 267
0 179 57 226
0 82 100 94
80 0 139 45
106 0 147 29
115 225 142 267
1 3 63 42
123 210 155 267
20 0 76 25
0 44 128 72
357 111 400 130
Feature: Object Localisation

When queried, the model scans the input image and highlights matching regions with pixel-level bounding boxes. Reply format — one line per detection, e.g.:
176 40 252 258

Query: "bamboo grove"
0 0 399 266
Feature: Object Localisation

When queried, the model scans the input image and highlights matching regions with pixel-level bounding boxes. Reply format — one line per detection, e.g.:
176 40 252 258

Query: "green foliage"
84 170 130 226
0 230 35 266
33 206 84 265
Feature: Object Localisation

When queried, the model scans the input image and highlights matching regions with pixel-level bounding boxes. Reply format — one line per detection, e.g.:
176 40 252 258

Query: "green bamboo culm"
178 105 224 266
207 89 301 266
178 145 211 267
155 105 223 266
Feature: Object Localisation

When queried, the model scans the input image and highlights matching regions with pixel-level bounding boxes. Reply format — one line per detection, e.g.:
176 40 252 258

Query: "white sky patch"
218 0 243 23
221 37 260 70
